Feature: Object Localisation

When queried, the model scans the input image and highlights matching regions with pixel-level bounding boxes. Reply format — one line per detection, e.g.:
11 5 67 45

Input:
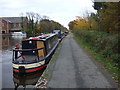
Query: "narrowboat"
12 33 59 74
52 30 65 41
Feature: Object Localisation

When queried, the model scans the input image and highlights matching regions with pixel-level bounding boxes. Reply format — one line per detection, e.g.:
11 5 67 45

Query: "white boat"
11 32 26 37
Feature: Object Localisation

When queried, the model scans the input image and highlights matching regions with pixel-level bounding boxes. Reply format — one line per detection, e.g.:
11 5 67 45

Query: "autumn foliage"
25 12 67 35
68 2 119 68
69 2 120 33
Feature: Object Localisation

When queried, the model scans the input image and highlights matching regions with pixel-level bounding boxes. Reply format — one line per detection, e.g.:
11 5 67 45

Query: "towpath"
47 33 118 88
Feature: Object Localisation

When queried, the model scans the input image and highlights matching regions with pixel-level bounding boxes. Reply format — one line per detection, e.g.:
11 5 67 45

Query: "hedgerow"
74 30 119 65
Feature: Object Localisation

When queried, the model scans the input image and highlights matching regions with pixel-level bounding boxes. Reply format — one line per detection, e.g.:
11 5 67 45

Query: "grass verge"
42 42 62 82
35 45 60 88
74 34 119 84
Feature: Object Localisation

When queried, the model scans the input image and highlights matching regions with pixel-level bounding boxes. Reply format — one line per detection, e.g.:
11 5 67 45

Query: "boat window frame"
12 47 44 62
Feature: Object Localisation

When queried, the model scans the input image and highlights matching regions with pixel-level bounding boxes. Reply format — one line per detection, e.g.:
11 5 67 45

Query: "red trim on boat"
13 65 45 73
13 68 19 72
26 65 45 72
32 37 38 39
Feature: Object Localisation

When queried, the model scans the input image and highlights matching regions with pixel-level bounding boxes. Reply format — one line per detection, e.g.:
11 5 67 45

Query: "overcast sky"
0 0 96 28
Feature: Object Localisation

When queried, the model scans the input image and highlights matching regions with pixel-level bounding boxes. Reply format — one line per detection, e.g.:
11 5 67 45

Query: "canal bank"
41 33 118 88
35 38 63 88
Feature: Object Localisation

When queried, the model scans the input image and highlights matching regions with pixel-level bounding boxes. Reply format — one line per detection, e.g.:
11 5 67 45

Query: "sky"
0 0 96 28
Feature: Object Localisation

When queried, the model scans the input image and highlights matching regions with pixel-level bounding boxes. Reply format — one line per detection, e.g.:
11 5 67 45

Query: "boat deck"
14 55 44 63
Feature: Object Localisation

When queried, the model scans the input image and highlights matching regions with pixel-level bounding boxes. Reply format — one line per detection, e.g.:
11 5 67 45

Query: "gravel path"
47 33 118 88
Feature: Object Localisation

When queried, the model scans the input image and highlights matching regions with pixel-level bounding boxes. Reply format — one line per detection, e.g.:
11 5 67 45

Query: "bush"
74 30 119 64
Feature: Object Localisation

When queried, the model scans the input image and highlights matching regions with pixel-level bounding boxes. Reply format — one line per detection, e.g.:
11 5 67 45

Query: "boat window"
45 34 58 54
13 40 46 63
37 41 45 57
13 49 43 63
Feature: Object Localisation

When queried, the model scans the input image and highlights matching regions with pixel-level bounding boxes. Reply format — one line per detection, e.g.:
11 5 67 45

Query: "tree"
93 2 107 11
25 12 68 35
93 2 120 33
26 12 35 34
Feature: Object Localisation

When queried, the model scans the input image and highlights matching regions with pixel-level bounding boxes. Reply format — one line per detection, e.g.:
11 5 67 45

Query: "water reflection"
2 35 26 88
2 35 26 50
13 68 46 89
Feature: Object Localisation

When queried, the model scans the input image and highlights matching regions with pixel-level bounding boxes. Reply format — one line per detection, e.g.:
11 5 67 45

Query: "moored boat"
11 32 26 36
12 33 59 74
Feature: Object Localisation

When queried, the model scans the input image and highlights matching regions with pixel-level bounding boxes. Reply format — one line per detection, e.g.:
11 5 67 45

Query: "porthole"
29 41 32 44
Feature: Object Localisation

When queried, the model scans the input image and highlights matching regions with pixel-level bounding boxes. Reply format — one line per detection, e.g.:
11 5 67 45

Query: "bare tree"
26 12 36 34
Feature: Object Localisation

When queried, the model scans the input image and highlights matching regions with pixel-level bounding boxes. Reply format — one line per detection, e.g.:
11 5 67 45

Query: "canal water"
1 35 44 89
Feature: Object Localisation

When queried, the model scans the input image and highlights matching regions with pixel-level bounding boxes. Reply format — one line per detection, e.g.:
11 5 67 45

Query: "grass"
42 53 57 80
74 35 119 83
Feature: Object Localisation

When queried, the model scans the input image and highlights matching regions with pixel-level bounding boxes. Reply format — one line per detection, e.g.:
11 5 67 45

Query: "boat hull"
13 60 46 74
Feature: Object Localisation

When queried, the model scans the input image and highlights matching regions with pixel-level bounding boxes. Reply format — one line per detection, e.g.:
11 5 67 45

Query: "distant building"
0 17 28 34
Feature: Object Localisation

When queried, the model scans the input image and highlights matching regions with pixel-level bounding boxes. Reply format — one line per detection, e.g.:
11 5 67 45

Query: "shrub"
74 29 119 65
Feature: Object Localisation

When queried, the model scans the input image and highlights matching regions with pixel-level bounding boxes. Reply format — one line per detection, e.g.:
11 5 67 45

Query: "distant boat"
11 32 26 37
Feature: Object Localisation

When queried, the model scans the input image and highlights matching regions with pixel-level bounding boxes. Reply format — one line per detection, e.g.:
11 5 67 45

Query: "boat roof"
23 33 57 41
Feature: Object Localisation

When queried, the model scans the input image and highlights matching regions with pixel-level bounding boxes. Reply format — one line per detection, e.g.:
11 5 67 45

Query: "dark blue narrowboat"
12 33 59 74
